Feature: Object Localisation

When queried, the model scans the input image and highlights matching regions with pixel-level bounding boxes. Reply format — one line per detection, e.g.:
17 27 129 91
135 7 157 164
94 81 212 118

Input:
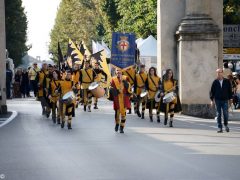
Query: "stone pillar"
176 0 222 118
0 0 7 114
157 0 186 76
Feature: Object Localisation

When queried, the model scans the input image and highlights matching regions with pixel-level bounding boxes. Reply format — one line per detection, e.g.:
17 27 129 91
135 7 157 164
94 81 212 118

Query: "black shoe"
94 105 98 109
120 126 124 133
127 109 131 114
52 117 56 124
217 128 223 133
137 111 141 117
57 118 61 124
157 116 160 123
225 126 230 132
46 112 50 118
61 122 65 128
84 105 86 112
68 123 72 130
150 116 153 122
164 118 168 125
169 121 173 127
141 113 145 119
115 124 119 132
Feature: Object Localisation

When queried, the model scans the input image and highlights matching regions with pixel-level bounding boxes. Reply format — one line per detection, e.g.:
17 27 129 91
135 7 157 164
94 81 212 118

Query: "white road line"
0 111 18 128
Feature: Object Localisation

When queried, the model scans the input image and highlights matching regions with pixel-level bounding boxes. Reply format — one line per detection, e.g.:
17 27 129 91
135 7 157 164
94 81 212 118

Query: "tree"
223 0 240 24
5 0 28 66
49 0 102 62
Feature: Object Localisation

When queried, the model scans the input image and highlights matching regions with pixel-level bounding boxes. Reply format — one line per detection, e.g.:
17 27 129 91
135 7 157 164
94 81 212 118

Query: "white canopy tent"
138 35 157 70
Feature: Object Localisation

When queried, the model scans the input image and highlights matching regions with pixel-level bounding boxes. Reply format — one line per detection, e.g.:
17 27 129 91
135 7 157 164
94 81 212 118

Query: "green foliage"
223 0 240 24
5 0 28 66
50 0 157 57
49 0 102 62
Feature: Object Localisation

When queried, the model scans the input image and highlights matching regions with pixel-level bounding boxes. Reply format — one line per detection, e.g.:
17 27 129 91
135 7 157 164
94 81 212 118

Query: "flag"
111 32 136 69
91 50 112 88
57 42 64 70
66 39 84 69
92 40 98 54
101 40 111 58
79 41 91 56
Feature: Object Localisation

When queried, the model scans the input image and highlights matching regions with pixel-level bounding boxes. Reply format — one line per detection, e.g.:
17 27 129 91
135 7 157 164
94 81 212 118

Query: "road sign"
223 25 240 48
223 54 240 60
223 48 240 54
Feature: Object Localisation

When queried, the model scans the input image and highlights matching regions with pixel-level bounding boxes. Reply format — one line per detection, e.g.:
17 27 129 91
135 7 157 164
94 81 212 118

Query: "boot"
57 118 61 124
61 121 65 128
115 124 119 132
88 106 91 112
136 110 141 117
169 118 173 127
157 116 160 123
141 112 145 119
68 122 72 130
164 118 168 125
94 104 98 109
150 116 153 122
52 117 56 124
127 109 131 114
120 126 124 133
84 105 86 112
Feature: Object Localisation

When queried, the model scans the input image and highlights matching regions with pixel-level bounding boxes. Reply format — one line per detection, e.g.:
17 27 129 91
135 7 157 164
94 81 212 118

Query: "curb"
0 111 18 128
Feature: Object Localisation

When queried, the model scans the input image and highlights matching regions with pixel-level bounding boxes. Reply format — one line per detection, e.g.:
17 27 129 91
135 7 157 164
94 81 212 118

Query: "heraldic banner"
111 32 136 69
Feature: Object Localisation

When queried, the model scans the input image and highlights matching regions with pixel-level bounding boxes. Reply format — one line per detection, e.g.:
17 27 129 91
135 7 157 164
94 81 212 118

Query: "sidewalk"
229 109 240 121
0 111 17 128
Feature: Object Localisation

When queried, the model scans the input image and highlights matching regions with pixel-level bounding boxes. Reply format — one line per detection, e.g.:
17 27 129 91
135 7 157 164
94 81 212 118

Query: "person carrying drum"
36 62 50 116
72 63 81 108
160 69 182 127
109 68 131 133
93 61 108 109
48 70 61 124
59 71 76 129
79 59 96 112
123 65 137 114
134 64 148 119
146 67 161 123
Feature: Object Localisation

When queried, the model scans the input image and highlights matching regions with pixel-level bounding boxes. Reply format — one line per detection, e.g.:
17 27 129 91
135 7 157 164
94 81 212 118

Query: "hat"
140 64 145 68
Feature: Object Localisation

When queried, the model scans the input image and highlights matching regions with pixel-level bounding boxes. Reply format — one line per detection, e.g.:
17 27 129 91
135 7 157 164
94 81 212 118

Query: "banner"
66 39 84 68
111 32 136 69
91 50 112 88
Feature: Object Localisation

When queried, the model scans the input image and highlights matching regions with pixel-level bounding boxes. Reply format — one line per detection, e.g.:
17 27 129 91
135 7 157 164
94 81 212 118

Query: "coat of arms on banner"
117 36 130 52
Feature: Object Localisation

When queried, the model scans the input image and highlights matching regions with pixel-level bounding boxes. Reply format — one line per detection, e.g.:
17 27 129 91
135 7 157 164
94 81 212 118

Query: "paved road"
0 98 240 180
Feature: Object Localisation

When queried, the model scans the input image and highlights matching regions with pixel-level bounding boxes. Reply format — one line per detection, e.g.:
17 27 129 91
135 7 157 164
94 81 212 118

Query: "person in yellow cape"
59 71 76 130
160 69 182 127
48 70 61 124
146 67 162 123
79 59 96 112
122 65 137 114
134 64 148 119
109 68 131 133
93 61 107 109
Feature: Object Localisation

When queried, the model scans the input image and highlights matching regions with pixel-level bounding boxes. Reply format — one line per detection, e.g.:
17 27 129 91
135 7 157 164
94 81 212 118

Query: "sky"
22 0 61 61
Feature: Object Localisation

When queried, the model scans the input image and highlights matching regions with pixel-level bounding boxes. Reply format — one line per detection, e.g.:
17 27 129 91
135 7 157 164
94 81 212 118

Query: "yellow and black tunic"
134 72 148 96
36 70 49 98
123 67 136 86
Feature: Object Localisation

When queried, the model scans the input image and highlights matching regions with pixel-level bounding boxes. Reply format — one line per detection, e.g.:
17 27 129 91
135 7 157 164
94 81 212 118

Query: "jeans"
215 99 229 129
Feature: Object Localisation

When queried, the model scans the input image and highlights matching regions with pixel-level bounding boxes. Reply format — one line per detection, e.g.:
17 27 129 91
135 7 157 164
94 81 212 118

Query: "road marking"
0 111 18 128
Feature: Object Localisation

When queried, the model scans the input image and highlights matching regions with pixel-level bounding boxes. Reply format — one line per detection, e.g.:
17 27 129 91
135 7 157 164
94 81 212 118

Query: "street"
0 98 240 180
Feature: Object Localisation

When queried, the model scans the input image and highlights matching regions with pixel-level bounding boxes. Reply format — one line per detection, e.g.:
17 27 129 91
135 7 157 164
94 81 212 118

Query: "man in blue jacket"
210 68 233 133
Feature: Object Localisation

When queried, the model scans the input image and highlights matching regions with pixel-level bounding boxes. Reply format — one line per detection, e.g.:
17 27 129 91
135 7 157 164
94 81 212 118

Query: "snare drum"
62 91 75 105
163 92 176 104
89 82 105 98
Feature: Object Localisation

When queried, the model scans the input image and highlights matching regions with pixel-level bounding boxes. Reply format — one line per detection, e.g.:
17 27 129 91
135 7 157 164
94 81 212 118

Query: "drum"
154 91 161 103
163 92 176 104
88 82 105 98
140 91 148 98
62 91 75 105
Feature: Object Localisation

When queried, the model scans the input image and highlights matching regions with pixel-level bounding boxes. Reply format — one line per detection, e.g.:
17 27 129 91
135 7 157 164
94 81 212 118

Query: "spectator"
6 63 13 99
13 68 22 98
28 63 40 97
21 69 30 98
